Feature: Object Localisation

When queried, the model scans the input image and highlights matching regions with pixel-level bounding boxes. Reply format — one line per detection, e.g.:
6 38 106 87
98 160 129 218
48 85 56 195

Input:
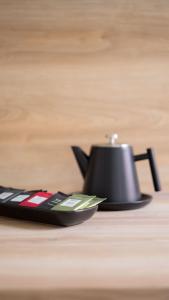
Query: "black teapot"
71 134 161 210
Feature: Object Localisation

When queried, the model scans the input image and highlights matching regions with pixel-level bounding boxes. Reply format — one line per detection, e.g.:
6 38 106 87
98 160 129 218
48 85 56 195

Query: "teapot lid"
95 133 129 148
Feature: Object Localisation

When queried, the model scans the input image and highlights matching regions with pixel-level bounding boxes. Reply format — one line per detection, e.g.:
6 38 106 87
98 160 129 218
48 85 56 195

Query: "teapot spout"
71 146 89 178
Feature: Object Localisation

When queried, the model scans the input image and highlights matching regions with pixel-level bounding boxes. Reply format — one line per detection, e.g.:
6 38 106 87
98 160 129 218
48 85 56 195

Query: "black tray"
0 204 98 227
98 193 152 211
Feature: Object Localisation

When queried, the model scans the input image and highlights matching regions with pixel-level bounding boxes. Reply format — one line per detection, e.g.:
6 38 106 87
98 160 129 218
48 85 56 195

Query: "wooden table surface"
0 192 169 300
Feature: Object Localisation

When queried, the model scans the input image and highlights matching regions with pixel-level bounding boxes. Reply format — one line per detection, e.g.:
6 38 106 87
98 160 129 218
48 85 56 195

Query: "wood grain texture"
0 0 168 193
0 192 169 299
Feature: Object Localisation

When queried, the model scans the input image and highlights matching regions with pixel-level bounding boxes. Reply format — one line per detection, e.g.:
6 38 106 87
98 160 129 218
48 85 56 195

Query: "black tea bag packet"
39 192 68 210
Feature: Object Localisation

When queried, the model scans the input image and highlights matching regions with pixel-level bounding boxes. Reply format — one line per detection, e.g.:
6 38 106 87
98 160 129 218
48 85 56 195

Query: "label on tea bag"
10 194 31 203
0 192 14 199
60 198 81 207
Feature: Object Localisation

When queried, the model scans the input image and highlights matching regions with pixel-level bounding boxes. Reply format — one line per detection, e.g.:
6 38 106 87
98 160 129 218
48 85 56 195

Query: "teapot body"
83 145 141 203
72 134 161 204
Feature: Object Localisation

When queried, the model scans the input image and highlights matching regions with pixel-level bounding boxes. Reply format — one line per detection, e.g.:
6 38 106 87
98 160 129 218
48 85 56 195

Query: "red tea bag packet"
19 191 53 208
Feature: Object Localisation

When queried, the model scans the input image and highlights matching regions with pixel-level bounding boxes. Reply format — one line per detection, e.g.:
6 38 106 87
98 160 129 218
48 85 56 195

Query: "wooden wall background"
0 0 168 193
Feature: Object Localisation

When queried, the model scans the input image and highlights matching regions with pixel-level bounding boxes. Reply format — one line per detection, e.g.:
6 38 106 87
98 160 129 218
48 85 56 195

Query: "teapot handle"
134 148 161 191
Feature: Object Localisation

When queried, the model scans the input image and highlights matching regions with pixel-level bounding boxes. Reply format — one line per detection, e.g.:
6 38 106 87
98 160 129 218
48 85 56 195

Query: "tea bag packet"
38 192 68 210
85 197 107 208
0 187 25 203
19 191 53 208
51 194 96 212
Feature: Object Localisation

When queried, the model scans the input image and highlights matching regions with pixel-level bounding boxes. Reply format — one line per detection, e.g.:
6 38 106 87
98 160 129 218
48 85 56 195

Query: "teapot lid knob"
105 133 118 145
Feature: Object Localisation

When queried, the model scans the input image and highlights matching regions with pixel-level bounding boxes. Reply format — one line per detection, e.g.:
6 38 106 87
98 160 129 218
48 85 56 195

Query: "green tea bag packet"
76 196 106 209
86 197 107 208
51 194 96 212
